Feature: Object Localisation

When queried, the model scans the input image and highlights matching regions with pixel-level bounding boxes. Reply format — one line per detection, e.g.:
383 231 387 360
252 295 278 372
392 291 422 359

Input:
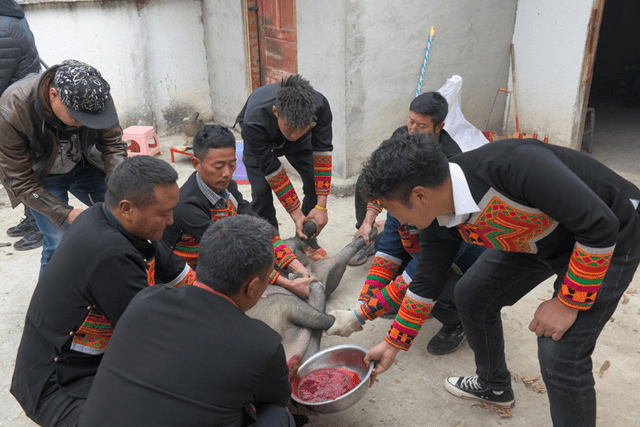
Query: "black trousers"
242 139 317 230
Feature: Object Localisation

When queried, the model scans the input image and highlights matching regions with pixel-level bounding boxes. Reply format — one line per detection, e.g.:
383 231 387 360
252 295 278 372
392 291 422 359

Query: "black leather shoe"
6 217 37 237
427 323 465 355
13 229 43 251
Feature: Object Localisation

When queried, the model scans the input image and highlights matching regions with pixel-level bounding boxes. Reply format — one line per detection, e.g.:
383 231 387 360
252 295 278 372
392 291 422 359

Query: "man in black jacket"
359 132 640 427
235 74 332 260
11 156 195 427
162 124 315 298
0 0 43 251
80 215 294 427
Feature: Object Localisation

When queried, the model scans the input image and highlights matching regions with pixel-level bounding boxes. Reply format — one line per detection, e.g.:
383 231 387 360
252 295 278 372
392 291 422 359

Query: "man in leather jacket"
0 59 127 274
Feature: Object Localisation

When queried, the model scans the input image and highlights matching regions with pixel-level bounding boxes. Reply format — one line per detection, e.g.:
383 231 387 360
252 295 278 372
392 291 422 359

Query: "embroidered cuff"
266 166 301 213
163 264 197 288
366 200 383 215
398 224 420 257
558 242 614 310
358 254 402 304
272 235 295 269
362 271 410 321
173 234 200 268
70 309 113 355
313 151 332 196
385 290 434 351
269 269 280 285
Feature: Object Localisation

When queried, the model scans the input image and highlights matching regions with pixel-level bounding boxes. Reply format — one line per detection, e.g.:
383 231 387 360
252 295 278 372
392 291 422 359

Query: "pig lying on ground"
246 222 379 375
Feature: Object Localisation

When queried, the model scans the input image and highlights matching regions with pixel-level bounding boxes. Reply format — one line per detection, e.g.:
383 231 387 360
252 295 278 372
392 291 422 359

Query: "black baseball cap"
52 59 118 129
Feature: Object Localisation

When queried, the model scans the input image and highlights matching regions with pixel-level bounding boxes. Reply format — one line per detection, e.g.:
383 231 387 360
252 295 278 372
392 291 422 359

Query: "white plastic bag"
437 75 489 152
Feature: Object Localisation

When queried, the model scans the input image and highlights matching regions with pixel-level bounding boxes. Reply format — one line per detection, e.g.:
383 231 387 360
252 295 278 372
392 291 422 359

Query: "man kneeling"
78 214 294 426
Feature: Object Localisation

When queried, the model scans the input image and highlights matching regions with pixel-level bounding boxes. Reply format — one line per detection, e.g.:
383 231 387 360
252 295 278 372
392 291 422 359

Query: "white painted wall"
21 0 214 134
302 0 517 177
201 0 250 128
507 0 594 147
204 0 517 179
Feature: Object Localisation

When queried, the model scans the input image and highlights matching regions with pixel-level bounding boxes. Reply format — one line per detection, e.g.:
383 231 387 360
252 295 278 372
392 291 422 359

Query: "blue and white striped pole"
416 26 436 97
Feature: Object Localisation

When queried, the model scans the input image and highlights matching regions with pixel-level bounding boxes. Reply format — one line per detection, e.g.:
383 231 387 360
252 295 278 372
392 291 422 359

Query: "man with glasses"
0 59 127 274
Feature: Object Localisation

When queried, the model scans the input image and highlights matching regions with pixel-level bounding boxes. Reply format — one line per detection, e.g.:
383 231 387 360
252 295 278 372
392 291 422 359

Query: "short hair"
409 91 448 127
196 215 276 296
105 156 178 209
359 132 449 206
275 74 316 129
192 124 236 160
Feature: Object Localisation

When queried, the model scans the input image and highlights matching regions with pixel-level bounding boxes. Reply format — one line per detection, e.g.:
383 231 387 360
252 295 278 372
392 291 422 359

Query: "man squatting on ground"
235 74 332 260
11 156 196 427
328 92 485 355
79 215 295 427
0 59 127 275
163 124 317 298
357 132 640 427
0 0 44 251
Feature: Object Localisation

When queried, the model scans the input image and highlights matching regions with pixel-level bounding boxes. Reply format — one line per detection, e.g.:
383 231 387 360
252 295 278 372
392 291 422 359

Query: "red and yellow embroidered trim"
266 166 301 213
358 255 401 304
313 152 332 196
366 200 383 215
386 291 434 351
398 224 420 257
273 235 295 269
362 273 409 321
559 243 613 310
70 308 113 355
457 195 556 253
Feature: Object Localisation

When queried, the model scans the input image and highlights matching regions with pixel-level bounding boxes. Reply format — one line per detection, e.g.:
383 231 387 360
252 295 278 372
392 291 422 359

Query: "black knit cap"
52 59 118 129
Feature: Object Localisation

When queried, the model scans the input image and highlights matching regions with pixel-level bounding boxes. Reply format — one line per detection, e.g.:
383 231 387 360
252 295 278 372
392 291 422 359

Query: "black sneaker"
13 229 43 251
6 217 37 237
445 375 515 408
427 323 465 355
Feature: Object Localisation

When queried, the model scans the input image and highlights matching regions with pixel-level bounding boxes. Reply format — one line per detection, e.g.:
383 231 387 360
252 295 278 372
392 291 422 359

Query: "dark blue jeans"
377 213 485 326
454 211 640 427
31 161 106 276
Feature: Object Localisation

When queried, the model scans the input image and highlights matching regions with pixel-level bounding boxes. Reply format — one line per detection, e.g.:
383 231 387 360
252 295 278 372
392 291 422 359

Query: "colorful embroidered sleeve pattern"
273 235 295 269
145 257 156 286
163 265 197 288
366 200 383 215
269 270 280 285
386 290 435 351
313 152 332 196
398 224 420 258
174 202 239 267
361 271 410 321
70 308 113 355
358 254 402 304
558 242 614 310
174 235 199 267
457 194 557 253
266 166 301 213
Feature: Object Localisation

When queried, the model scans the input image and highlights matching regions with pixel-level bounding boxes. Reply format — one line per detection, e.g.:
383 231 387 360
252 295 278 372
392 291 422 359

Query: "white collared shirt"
436 162 480 228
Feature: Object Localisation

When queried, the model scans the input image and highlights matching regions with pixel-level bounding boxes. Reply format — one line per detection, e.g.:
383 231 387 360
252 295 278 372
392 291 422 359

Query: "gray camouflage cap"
52 59 118 129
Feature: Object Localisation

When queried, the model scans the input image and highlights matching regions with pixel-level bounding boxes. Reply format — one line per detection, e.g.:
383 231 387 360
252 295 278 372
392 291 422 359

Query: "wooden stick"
510 44 520 133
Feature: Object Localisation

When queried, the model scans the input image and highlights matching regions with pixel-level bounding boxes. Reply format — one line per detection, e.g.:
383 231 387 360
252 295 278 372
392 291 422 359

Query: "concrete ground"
1 100 639 426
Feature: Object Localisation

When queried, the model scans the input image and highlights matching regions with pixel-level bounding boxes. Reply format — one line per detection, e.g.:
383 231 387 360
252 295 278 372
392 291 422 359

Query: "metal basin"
291 344 373 413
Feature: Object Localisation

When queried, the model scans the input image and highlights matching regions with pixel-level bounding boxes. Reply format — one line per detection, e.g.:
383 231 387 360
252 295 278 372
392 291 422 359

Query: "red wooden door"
246 0 298 89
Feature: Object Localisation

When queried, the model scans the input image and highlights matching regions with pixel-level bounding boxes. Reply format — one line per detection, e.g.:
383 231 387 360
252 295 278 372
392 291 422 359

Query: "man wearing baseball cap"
0 59 127 274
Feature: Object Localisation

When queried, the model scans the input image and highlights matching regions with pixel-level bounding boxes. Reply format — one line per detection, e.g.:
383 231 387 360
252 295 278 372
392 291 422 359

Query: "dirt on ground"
1 132 639 427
